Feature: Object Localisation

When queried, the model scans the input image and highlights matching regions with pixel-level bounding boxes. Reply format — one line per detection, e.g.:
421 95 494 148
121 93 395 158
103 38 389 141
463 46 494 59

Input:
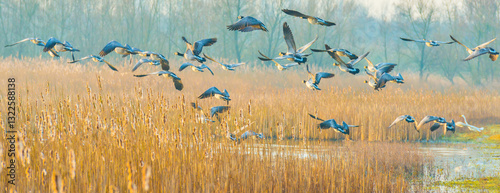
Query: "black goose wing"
199 87 222 99
99 40 124 57
283 22 296 54
388 115 409 128
282 9 311 19
210 106 230 117
193 38 217 56
227 16 263 31
43 37 63 52
314 72 335 85
308 113 325 122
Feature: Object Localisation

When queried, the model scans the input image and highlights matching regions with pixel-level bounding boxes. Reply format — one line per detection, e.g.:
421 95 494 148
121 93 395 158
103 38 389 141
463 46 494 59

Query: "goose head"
237 16 245 19
174 52 184 57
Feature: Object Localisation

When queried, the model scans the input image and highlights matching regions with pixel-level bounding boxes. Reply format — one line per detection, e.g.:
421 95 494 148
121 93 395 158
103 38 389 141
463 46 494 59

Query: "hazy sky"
357 0 399 19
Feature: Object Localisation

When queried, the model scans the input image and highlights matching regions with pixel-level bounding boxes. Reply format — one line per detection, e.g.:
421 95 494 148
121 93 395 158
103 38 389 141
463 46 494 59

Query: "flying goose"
190 103 215 123
132 59 160 72
258 50 298 71
308 114 358 135
133 71 183 91
139 51 170 71
311 46 358 60
400 37 455 47
417 116 447 131
174 37 217 63
179 62 214 75
227 130 263 142
456 115 484 132
282 9 335 26
429 120 456 134
5 37 46 47
450 35 498 61
259 22 316 64
227 16 268 32
325 44 368 75
198 87 231 104
210 106 231 122
363 58 397 74
203 54 244 71
43 37 80 53
303 64 335 90
99 40 133 57
68 55 118 71
388 115 418 132
5 37 60 57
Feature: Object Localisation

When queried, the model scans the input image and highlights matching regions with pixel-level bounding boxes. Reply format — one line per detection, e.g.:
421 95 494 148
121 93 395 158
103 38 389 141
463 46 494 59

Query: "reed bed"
0 57 499 192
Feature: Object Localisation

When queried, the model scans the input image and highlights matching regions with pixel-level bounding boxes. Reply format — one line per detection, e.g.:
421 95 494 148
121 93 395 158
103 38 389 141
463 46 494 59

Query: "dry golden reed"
0 58 499 192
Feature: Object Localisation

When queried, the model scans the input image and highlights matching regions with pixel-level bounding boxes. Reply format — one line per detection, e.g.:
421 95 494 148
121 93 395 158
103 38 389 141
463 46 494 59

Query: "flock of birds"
5 9 491 140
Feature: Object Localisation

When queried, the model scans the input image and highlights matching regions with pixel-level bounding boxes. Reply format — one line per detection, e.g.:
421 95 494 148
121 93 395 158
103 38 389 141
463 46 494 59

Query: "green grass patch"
441 125 500 144
432 176 500 191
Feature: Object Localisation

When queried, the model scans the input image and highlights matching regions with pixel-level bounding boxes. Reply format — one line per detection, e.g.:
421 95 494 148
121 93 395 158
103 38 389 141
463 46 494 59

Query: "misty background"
1 0 498 85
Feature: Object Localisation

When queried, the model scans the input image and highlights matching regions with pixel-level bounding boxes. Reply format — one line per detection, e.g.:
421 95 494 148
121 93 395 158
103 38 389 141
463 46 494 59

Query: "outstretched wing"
308 113 324 122
227 16 264 31
210 106 230 118
43 37 63 52
5 38 35 47
297 36 318 53
282 9 311 19
464 48 489 61
450 35 472 54
475 38 496 50
417 115 439 129
388 115 408 128
283 22 296 54
200 64 214 75
193 38 217 55
199 87 221 99
179 63 193 71
314 72 335 85
132 59 152 72
99 40 124 57
400 37 426 43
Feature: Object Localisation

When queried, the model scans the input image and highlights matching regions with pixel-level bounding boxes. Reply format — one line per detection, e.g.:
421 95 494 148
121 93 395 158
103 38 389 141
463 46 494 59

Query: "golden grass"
0 57 499 191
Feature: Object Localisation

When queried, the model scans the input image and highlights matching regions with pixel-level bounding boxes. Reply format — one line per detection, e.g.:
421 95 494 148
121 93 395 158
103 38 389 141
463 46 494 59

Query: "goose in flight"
311 46 358 60
190 103 215 123
363 58 397 74
388 115 418 132
68 55 118 71
282 9 335 26
429 120 456 135
227 16 268 32
450 35 498 61
198 87 231 104
308 114 359 135
132 59 160 72
324 44 368 75
203 54 244 71
5 37 60 57
43 37 80 53
210 106 230 122
456 115 483 132
417 116 447 131
99 40 134 57
259 22 317 64
179 62 214 75
133 71 183 91
138 51 170 71
174 37 217 63
258 50 298 71
5 37 45 47
400 37 455 47
303 64 335 90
